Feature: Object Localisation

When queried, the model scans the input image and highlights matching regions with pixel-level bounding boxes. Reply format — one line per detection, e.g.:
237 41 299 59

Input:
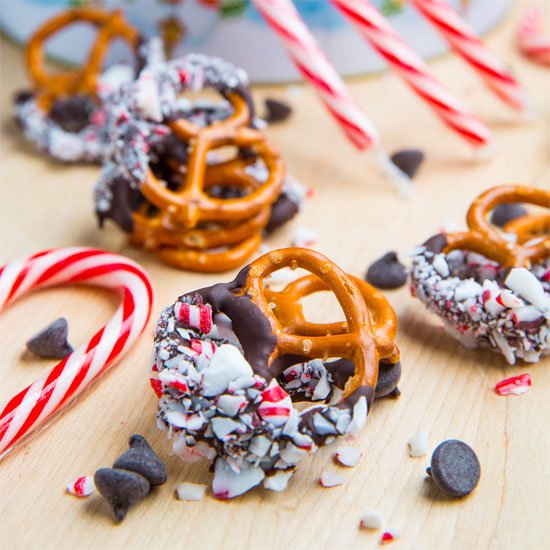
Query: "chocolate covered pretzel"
411 185 549 364
151 248 401 498
14 7 160 163
95 54 304 272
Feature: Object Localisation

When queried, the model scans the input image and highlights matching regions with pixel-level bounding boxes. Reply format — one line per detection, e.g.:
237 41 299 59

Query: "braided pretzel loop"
240 248 400 398
445 185 550 267
26 8 140 110
139 93 285 229
504 213 550 245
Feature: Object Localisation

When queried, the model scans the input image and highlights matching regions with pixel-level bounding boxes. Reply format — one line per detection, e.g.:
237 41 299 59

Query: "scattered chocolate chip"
49 95 95 133
427 440 480 497
113 434 167 486
94 468 150 521
365 252 407 289
26 318 73 359
390 149 425 179
266 192 300 233
490 203 528 227
375 361 401 398
264 98 292 123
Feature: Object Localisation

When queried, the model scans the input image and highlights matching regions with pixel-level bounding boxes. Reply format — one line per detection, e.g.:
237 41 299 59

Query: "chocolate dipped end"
194 266 277 381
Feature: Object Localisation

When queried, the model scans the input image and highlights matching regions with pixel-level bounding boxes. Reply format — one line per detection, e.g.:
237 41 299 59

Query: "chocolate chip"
490 203 528 227
264 98 292 123
375 361 401 398
266 192 300 233
49 95 95 133
94 468 150 521
26 318 73 359
113 434 167 486
365 252 407 289
427 440 480 497
390 149 425 179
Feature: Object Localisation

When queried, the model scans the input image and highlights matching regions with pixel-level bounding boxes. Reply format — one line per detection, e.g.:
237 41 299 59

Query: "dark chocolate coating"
390 149 425 179
97 176 143 232
26 317 73 360
49 95 95 133
365 251 408 289
490 203 528 227
423 233 448 254
375 361 402 398
113 434 167 486
94 468 150 521
194 267 277 381
428 439 481 497
265 192 300 233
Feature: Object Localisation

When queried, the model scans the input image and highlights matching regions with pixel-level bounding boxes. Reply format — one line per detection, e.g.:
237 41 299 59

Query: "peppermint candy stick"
252 0 411 195
0 248 153 457
331 0 492 148
517 6 550 66
411 0 529 110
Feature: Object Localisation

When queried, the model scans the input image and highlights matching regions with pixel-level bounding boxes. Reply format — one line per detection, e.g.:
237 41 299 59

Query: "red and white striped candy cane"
252 0 411 194
331 0 492 148
517 6 550 66
0 247 153 457
411 0 529 111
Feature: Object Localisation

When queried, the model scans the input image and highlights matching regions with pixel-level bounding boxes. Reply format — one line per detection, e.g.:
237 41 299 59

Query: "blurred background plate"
0 0 514 83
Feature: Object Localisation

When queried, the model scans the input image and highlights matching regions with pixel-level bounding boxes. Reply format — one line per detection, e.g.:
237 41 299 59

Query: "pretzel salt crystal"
445 185 550 266
26 8 140 109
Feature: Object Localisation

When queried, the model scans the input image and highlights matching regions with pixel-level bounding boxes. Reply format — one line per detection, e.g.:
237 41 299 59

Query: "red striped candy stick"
412 0 529 110
517 6 550 66
331 0 492 148
252 0 412 195
0 247 154 458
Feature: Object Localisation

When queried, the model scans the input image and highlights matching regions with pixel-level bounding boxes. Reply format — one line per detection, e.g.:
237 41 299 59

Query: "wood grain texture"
0 3 549 549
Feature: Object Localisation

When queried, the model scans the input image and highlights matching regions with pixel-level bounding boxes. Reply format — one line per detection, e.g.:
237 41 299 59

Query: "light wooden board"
1 3 549 549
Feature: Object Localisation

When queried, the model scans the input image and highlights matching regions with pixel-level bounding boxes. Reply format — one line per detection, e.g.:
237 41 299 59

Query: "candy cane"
0 247 153 457
411 0 529 111
517 6 550 66
252 0 412 195
331 0 492 148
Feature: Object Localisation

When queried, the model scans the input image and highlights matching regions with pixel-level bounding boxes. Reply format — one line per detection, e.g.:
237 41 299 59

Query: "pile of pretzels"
15 8 303 272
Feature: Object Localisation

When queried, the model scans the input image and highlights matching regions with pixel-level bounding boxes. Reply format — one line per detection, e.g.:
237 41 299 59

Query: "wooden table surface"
1 4 549 549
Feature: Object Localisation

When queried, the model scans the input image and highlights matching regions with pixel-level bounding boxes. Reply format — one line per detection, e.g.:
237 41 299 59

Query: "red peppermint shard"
495 373 532 396
149 378 164 398
380 531 396 545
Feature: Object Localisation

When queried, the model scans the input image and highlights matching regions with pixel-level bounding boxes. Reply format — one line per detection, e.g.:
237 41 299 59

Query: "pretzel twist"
26 8 140 109
132 92 285 271
240 248 400 399
139 93 285 229
445 185 550 267
504 213 550 245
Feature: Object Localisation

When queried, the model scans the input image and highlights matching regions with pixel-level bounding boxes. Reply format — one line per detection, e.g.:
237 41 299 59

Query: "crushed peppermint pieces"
359 509 385 529
407 432 429 458
320 471 344 488
334 447 362 467
152 290 371 499
411 245 549 364
175 482 207 501
291 226 318 248
380 529 401 545
67 475 95 497
495 373 532 396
